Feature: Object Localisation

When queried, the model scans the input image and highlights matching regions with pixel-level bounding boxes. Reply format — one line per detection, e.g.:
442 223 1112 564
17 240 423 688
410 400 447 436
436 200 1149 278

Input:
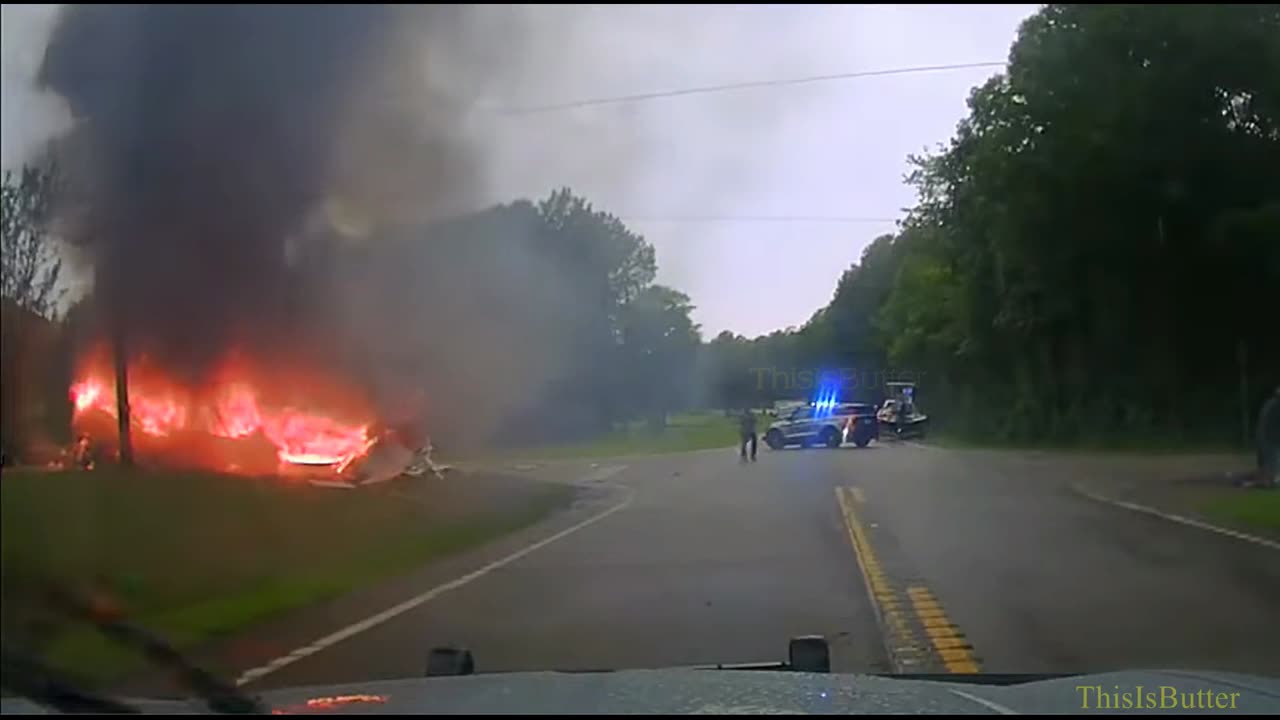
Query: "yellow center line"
837 487 982 675
909 590 982 673
836 486 912 673
914 608 949 620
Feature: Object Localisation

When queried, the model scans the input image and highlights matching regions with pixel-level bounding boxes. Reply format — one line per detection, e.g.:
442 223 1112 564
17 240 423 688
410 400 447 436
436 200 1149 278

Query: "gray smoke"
26 4 823 444
33 4 610 443
1 5 70 170
36 5 506 377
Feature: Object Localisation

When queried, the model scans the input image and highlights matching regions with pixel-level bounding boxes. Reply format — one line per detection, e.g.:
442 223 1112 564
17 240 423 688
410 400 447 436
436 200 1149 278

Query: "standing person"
74 434 95 470
739 408 758 462
1258 387 1279 488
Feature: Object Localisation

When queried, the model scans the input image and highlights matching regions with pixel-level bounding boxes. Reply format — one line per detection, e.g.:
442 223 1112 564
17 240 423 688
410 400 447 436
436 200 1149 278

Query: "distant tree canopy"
334 187 700 447
618 284 700 427
701 4 1279 445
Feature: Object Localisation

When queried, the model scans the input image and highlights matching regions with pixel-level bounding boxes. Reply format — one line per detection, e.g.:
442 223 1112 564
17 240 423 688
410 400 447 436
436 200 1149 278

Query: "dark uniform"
739 410 758 461
1259 388 1279 487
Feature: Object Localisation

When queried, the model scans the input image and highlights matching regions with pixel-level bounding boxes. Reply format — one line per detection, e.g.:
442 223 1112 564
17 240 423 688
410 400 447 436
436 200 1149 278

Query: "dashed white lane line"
1072 485 1280 552
235 473 633 686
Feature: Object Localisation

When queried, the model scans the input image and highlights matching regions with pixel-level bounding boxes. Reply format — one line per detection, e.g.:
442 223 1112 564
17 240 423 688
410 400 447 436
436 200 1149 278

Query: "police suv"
763 401 879 450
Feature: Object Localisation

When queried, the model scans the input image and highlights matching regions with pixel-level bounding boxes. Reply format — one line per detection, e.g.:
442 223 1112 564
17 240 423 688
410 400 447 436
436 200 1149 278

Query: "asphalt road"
230 441 1280 691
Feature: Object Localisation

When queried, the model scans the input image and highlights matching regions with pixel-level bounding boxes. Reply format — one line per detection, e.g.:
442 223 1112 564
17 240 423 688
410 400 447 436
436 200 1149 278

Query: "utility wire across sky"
493 60 1005 115
487 60 998 229
620 216 899 224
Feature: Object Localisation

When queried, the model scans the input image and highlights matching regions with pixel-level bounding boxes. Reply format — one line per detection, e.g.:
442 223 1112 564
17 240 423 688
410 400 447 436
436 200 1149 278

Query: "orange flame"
69 345 378 475
263 413 377 466
131 392 188 437
271 694 388 714
71 378 111 414
212 383 262 439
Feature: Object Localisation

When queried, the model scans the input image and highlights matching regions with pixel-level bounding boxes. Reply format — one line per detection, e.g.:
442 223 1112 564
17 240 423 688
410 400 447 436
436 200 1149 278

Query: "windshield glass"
2 3 1277 711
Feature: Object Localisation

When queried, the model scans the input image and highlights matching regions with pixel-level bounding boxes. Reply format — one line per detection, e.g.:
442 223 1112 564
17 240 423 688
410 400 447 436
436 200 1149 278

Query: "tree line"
702 4 1279 446
329 187 702 447
1 164 69 459
5 4 1277 456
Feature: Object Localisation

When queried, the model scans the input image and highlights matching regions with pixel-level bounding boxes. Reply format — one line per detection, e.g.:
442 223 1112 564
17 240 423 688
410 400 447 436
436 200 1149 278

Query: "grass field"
0 467 571 685
1201 489 1280 533
489 411 742 461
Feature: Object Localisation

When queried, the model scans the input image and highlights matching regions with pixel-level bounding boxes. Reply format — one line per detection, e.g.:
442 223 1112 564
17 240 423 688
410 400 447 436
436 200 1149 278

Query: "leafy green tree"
339 187 687 446
618 285 701 427
1 164 64 318
534 188 659 429
700 4 1279 446
878 3 1280 443
1 163 67 458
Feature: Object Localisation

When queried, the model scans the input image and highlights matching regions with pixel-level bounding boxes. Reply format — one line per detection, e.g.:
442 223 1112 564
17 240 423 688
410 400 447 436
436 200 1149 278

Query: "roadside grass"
0 467 571 686
927 431 1246 455
1200 489 1280 533
486 411 739 461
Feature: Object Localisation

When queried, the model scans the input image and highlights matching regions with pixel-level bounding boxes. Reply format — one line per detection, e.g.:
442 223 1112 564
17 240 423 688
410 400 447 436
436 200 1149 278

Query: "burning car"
68 345 385 480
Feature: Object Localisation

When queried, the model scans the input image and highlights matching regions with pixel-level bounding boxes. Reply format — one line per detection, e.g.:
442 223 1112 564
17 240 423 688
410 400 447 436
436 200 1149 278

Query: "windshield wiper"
1 644 139 714
34 584 265 714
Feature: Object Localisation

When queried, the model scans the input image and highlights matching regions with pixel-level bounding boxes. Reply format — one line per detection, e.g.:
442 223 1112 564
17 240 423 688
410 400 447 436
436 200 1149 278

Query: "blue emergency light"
812 386 840 415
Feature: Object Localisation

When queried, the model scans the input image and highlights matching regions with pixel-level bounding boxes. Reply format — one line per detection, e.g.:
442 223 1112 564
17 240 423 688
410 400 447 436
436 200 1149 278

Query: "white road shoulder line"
948 689 1019 715
235 481 634 686
580 464 626 483
1072 485 1280 552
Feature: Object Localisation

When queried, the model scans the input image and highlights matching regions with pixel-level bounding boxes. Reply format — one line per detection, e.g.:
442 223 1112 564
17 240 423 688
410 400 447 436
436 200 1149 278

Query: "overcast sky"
2 4 1040 338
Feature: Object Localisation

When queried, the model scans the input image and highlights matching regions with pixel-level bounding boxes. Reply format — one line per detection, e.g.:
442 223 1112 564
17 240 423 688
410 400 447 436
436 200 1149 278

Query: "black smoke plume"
37 5 483 379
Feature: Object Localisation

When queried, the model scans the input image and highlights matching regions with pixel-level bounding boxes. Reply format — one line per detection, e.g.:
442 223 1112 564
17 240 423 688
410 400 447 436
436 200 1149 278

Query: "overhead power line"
620 215 898 224
495 60 1005 115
